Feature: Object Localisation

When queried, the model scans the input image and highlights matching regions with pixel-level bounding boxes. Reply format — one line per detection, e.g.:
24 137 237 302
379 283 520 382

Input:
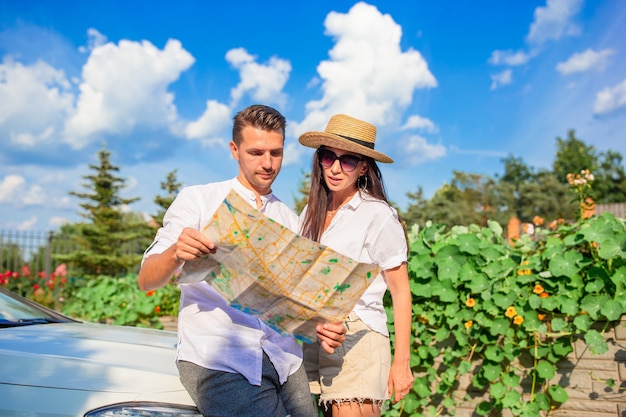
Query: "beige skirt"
303 314 391 409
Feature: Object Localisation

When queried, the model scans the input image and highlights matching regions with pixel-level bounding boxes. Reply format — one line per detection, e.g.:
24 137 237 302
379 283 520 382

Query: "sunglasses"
317 148 363 172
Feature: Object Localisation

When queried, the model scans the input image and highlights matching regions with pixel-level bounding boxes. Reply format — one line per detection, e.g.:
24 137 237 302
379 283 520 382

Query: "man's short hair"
232 105 286 145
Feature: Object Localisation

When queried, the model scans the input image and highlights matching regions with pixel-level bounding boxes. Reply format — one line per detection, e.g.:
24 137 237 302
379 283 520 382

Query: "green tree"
293 171 311 215
403 171 500 229
402 187 429 228
552 130 598 184
552 130 626 204
498 155 535 219
60 144 145 277
594 150 626 203
517 171 577 222
153 169 182 227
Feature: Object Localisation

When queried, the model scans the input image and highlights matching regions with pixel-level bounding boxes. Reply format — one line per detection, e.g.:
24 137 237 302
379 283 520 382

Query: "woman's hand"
315 321 347 354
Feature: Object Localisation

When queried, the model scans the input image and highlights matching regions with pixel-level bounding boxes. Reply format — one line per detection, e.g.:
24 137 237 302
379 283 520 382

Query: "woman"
298 114 414 416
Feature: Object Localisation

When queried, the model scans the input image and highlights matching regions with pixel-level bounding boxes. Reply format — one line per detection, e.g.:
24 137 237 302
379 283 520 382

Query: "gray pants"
178 354 317 417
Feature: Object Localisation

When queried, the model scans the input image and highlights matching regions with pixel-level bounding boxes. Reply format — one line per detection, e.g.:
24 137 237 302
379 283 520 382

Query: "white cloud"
185 99 232 146
49 216 71 228
526 0 583 45
294 1 436 136
402 134 446 165
488 49 535 66
0 174 46 206
556 48 615 75
486 0 583 80
282 141 308 166
593 79 626 115
21 184 46 205
16 216 38 231
226 47 291 107
449 145 508 159
0 175 25 202
64 37 195 148
0 58 74 149
78 28 108 53
490 69 513 90
400 115 438 133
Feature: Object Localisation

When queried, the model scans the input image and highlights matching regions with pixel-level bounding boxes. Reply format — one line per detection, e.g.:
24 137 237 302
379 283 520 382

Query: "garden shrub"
61 274 180 328
385 209 625 416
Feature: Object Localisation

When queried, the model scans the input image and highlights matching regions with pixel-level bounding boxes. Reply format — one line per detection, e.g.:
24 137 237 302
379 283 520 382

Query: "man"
138 104 345 417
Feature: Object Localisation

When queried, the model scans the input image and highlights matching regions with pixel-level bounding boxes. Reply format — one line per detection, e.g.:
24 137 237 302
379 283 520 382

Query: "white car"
0 287 200 417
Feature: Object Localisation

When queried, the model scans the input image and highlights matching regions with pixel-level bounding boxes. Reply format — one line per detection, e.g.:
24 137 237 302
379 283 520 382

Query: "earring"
358 175 368 192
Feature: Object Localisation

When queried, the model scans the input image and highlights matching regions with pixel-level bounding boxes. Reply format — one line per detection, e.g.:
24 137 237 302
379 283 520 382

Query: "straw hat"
298 114 393 163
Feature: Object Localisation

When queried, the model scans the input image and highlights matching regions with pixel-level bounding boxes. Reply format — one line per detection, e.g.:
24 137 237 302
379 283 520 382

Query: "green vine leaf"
431 278 457 302
456 234 481 255
480 361 501 382
585 329 609 355
484 345 504 362
610 266 626 289
501 371 520 387
581 294 610 320
501 389 522 408
549 250 582 278
489 318 511 336
573 314 592 332
536 360 556 379
552 337 574 357
548 384 569 404
601 299 623 321
491 381 507 399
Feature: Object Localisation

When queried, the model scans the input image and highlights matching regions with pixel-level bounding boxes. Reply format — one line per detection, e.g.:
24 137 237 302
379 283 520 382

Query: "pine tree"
153 170 182 227
60 144 145 277
293 171 311 215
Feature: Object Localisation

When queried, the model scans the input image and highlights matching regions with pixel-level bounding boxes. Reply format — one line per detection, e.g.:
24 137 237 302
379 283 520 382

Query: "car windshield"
0 288 74 327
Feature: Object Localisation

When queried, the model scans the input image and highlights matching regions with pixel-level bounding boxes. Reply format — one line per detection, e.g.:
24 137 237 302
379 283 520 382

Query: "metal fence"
0 230 80 277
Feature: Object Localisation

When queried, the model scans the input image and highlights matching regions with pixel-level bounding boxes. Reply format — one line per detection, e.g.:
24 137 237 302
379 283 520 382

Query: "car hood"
0 321 190 400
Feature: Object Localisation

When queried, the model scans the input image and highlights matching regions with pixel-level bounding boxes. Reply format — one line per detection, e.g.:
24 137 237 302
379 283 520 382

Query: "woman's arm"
384 263 414 403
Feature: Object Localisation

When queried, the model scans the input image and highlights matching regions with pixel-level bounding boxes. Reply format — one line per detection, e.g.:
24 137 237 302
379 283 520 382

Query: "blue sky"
0 0 625 231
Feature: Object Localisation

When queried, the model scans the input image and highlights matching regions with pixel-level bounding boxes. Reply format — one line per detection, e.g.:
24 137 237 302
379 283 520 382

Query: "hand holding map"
176 190 379 343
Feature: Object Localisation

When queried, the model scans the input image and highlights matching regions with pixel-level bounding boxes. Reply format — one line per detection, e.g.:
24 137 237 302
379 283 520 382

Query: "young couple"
138 104 413 417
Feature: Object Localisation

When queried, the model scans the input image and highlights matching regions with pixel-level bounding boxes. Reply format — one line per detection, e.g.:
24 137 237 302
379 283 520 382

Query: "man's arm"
138 227 216 291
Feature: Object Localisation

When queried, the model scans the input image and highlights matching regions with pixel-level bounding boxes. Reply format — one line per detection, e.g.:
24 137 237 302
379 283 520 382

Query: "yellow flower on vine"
466 297 476 308
464 320 473 329
533 284 544 294
513 315 524 325
505 306 517 318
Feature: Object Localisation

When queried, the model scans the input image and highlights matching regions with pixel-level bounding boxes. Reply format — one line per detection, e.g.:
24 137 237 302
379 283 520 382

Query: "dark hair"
300 147 390 243
232 104 286 145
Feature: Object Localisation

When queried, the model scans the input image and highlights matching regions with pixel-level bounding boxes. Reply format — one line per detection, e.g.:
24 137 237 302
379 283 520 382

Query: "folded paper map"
177 189 380 343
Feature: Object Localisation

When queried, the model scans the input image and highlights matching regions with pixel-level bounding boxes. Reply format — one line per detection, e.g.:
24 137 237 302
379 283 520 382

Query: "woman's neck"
328 188 357 211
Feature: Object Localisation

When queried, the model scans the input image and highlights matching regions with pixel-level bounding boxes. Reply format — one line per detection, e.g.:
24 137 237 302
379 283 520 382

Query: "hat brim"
299 132 393 163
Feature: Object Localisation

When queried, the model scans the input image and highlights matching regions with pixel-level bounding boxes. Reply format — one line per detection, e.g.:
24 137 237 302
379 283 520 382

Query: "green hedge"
384 211 626 416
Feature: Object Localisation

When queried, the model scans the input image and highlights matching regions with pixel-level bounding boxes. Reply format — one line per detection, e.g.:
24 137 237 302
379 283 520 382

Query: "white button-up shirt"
143 178 302 385
299 192 407 336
